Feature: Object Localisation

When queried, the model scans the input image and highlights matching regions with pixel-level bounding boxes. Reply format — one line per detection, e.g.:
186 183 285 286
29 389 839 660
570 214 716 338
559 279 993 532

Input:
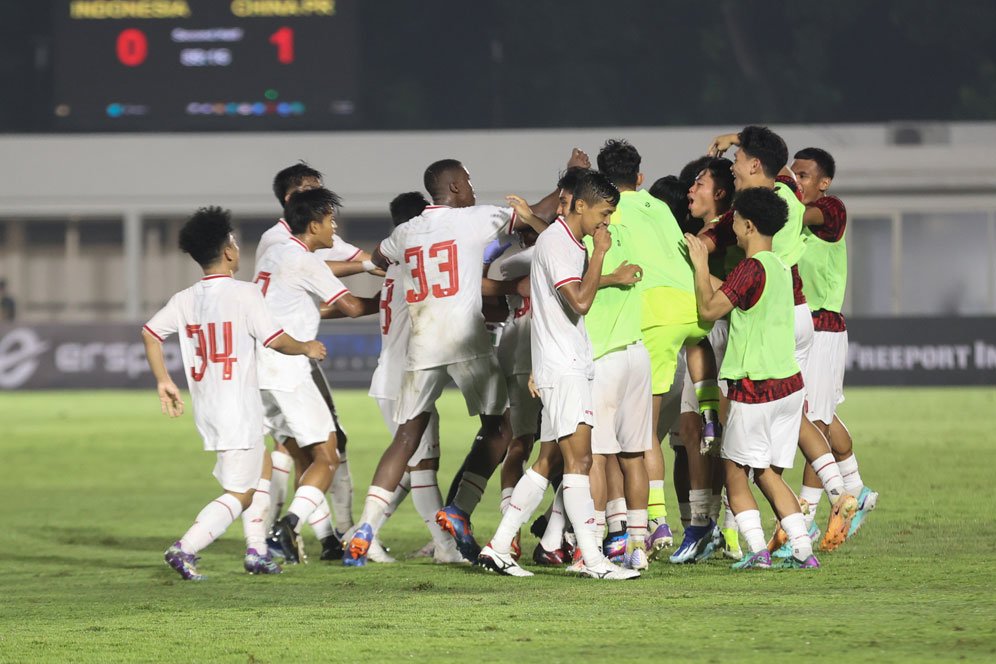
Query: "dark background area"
1 0 995 133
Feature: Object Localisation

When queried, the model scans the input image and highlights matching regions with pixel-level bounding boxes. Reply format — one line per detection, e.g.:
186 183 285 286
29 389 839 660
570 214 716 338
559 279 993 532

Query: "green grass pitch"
2 387 995 662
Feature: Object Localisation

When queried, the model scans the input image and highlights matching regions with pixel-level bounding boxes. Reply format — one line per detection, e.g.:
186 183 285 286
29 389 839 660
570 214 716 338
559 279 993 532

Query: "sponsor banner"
1 318 994 390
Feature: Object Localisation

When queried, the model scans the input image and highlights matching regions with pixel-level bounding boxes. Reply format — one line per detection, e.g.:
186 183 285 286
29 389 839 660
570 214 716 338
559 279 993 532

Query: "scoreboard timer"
53 0 359 131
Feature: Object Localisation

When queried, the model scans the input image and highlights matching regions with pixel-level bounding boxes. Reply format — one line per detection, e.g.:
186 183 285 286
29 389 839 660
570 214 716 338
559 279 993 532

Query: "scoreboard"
53 0 359 131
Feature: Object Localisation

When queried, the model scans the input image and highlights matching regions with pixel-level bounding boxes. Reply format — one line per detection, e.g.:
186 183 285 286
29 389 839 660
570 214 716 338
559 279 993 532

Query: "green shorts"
640 287 712 394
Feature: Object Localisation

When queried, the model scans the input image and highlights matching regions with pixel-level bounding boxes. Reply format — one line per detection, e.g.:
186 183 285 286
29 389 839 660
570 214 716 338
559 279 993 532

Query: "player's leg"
602 455 629 561
240 452 282 574
311 359 354 535
268 440 293 529
684 335 722 448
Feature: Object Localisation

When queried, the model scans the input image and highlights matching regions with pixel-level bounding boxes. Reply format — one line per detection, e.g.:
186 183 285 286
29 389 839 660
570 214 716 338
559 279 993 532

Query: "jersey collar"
201 274 232 281
556 217 585 251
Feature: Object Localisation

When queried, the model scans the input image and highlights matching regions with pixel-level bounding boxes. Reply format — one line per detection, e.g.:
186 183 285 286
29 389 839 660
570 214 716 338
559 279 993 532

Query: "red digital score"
116 28 148 67
269 27 294 64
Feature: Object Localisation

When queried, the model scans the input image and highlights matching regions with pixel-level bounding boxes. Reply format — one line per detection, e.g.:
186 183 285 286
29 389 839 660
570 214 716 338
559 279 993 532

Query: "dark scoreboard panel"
53 0 358 131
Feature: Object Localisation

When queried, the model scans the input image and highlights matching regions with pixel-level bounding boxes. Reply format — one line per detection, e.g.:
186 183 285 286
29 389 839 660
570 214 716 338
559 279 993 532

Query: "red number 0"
254 271 272 296
404 241 460 303
381 278 394 335
116 29 147 67
186 322 237 382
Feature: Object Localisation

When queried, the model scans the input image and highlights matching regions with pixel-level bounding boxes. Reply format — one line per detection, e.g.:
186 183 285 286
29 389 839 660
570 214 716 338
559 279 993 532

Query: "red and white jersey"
368 262 408 399
143 275 283 452
255 219 362 271
489 244 533 376
379 204 516 370
254 236 349 391
530 218 593 387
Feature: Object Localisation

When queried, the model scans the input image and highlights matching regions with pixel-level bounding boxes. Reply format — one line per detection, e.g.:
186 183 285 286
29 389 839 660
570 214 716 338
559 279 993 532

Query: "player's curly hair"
597 139 641 189
794 147 836 179
285 188 343 234
738 126 788 179
179 206 234 268
389 191 429 226
571 170 620 212
272 161 323 205
733 187 788 237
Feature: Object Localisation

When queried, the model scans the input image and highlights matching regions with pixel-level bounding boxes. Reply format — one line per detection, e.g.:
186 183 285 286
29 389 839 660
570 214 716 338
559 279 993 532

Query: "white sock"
811 453 845 502
734 509 766 554
708 493 722 522
678 502 691 529
562 474 605 566
330 454 354 532
837 454 865 497
409 469 454 550
268 450 293 525
781 511 813 561
307 496 334 540
179 493 242 554
241 478 270 552
379 472 411 529
491 469 548 554
499 487 514 515
626 509 648 546
605 497 627 533
286 485 326 532
358 485 399 537
799 485 824 527
722 493 737 530
594 509 607 542
539 488 566 552
689 488 711 527
452 472 488 515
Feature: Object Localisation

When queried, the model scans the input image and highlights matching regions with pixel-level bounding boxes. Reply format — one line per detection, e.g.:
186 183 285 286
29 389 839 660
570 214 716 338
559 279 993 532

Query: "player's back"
255 220 291 274
369 262 410 399
615 190 694 293
380 204 513 370
490 244 533 376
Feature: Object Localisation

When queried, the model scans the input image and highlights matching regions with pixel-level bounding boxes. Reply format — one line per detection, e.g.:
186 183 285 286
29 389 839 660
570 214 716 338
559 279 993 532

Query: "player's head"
679 155 713 191
791 147 836 205
688 157 734 221
648 175 690 223
179 206 239 272
732 125 788 189
389 191 430 227
732 187 788 247
273 161 323 205
596 139 642 190
424 159 475 207
570 171 620 236
556 166 589 217
285 187 342 249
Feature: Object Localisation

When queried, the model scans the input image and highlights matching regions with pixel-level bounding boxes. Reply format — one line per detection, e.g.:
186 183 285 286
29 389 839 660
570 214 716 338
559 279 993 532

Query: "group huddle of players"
144 125 878 582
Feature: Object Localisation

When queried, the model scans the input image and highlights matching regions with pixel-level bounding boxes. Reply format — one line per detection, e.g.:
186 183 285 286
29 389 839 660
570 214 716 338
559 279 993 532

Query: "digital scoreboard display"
53 0 359 131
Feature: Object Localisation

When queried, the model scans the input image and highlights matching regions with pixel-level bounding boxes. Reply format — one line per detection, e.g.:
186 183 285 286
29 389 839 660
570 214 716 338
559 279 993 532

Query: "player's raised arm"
558 222 611 316
141 328 184 418
684 233 734 321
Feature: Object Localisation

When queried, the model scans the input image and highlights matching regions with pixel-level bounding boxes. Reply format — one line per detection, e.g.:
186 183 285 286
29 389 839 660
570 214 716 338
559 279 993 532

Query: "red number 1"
269 27 294 64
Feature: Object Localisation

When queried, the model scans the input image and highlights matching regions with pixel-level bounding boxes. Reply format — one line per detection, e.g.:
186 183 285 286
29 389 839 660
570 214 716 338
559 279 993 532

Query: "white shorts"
662 348 686 448
396 354 509 423
376 398 440 465
794 304 815 381
213 439 265 493
804 330 847 424
722 390 805 470
680 319 730 415
539 374 595 442
507 373 541 439
262 380 336 447
592 343 653 455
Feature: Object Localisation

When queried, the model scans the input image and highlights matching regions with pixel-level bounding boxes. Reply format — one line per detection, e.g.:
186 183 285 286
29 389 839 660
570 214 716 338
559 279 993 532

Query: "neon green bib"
583 224 643 359
798 222 847 313
772 182 806 268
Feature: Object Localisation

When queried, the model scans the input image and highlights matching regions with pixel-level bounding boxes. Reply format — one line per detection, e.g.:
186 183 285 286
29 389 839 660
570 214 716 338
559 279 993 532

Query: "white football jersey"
254 236 349 391
368 262 408 400
530 218 593 388
256 219 362 272
143 275 283 451
379 204 515 371
489 244 534 376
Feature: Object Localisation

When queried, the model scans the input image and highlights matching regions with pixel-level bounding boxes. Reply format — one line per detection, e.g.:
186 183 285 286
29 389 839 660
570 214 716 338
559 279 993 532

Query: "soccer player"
344 156 560 566
367 191 466 564
477 170 639 580
145 206 326 580
595 140 719 560
703 126 857 551
685 187 819 570
258 188 380 564
792 147 878 538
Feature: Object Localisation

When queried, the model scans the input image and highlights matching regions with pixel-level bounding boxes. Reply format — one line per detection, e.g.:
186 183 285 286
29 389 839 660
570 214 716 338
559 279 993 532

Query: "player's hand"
707 133 739 157
528 374 540 398
515 276 531 298
157 381 184 418
611 260 643 286
505 194 535 222
684 233 709 270
304 340 327 360
567 147 590 170
592 223 611 254
484 237 513 265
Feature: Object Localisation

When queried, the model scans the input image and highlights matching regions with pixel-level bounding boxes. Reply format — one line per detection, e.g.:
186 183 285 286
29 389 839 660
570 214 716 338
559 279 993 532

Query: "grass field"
2 387 995 663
